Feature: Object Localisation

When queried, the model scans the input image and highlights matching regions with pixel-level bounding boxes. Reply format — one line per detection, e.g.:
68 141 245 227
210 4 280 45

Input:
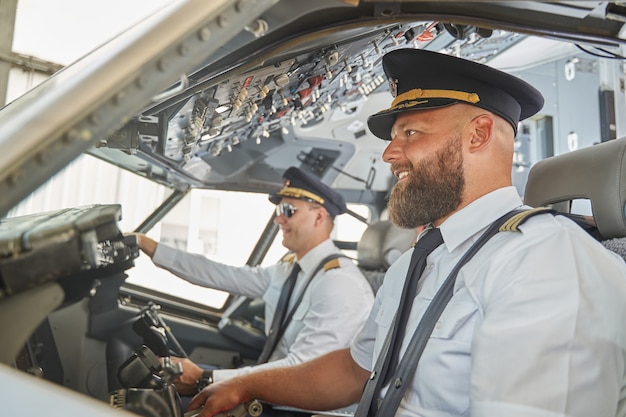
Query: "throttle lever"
133 315 169 357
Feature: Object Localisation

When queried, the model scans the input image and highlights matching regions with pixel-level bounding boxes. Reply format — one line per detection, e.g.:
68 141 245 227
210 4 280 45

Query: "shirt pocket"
291 297 311 321
415 299 477 414
429 299 478 342
373 303 397 354
263 285 282 319
374 303 396 328
277 296 310 350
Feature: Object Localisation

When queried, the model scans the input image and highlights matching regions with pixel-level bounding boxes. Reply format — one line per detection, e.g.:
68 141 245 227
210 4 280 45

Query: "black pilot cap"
269 167 347 218
367 49 544 140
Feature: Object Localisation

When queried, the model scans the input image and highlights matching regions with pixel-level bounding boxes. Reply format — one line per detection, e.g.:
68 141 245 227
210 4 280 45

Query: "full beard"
388 135 465 229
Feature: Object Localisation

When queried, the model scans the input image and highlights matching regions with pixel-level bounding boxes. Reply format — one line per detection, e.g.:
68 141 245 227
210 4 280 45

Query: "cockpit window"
6 154 171 230
124 192 371 310
124 189 279 310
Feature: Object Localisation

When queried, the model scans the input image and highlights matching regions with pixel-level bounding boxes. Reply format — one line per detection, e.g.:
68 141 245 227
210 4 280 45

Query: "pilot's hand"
126 233 158 258
171 357 203 396
189 378 251 417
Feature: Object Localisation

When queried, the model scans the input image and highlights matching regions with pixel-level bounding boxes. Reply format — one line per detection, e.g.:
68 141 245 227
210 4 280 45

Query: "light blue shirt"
154 239 373 382
351 186 626 417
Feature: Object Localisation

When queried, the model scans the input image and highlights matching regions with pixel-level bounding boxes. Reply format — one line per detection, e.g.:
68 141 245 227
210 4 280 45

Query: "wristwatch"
196 370 214 392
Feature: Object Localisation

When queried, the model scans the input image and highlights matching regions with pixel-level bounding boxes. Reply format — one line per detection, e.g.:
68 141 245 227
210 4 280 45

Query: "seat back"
524 136 626 240
357 220 418 292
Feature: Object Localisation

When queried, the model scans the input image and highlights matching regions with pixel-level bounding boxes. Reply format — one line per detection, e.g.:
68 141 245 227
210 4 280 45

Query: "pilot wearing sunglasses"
132 166 373 403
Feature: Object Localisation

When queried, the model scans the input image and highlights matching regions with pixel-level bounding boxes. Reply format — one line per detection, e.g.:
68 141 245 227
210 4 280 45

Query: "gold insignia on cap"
393 100 428 110
391 88 480 108
389 78 399 98
278 187 325 205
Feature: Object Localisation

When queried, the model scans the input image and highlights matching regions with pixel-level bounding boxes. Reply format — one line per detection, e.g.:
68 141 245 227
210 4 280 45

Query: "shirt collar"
296 239 338 276
439 186 524 252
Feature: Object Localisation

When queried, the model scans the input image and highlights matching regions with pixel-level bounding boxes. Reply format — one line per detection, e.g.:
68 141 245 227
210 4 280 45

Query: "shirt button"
369 371 376 380
394 377 403 388
435 321 442 329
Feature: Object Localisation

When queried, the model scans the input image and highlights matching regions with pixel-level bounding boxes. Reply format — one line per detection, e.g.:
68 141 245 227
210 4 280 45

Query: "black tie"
257 262 301 364
354 227 444 417
383 227 444 385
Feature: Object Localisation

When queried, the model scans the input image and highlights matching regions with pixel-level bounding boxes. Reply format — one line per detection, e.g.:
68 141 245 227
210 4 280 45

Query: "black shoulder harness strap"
357 207 554 417
272 253 349 351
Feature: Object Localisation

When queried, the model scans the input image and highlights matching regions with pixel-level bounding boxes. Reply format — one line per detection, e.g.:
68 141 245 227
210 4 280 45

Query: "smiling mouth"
396 170 410 181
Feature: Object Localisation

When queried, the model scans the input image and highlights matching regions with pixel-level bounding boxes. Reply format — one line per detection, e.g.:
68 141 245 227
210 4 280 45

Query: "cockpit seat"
357 220 418 293
524 136 626 258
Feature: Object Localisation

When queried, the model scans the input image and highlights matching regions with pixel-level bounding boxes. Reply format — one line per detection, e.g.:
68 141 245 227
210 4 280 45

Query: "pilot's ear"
315 206 329 225
467 114 494 153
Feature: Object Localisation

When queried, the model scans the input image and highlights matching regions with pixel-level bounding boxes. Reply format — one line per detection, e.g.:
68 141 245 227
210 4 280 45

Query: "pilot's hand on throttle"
170 357 203 396
189 378 250 417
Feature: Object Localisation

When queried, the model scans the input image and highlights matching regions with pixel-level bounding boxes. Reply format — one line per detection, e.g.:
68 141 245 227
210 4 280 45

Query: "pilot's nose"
382 137 401 163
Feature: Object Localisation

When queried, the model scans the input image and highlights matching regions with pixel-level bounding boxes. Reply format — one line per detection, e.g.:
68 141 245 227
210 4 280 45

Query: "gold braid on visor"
278 187 325 205
391 88 480 108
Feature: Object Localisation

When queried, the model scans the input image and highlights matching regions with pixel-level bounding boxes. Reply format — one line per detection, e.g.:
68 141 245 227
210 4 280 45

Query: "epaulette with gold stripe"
280 253 297 264
499 207 555 232
323 258 342 271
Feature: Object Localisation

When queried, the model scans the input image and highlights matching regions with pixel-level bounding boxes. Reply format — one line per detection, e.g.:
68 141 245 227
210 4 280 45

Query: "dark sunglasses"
275 203 298 218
